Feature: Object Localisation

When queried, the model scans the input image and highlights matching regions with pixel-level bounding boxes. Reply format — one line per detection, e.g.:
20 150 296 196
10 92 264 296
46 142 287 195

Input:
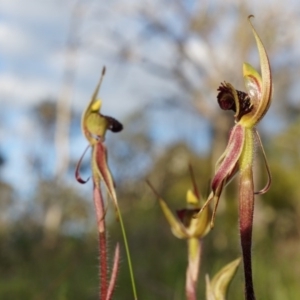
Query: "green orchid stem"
239 128 256 300
239 167 255 300
186 238 202 300
115 204 138 300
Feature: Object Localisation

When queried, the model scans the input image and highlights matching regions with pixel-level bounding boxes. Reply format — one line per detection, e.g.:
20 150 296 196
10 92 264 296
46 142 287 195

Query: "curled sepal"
92 142 118 209
75 145 91 184
105 243 120 300
206 258 241 300
253 129 271 195
240 15 272 128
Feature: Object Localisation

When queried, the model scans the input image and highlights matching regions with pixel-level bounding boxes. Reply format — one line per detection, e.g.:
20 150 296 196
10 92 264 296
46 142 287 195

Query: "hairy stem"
93 182 108 299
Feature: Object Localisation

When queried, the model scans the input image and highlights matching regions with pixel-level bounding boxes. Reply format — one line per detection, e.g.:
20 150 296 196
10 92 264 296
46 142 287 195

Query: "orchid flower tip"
102 66 106 76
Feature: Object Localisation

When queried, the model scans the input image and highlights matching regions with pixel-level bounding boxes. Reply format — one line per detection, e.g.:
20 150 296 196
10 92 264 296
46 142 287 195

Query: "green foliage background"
1 119 300 299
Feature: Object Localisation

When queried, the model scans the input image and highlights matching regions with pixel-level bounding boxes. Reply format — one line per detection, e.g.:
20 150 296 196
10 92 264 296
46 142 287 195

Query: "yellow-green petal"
158 198 188 239
85 113 108 144
91 99 102 112
240 16 272 128
239 127 254 172
206 258 241 300
186 189 199 206
188 201 211 238
81 68 107 144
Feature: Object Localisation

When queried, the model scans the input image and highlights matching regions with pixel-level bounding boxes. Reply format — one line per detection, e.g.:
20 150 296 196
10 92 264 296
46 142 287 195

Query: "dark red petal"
176 208 200 227
217 82 236 111
236 90 252 121
93 142 117 206
103 115 123 133
212 124 245 192
217 82 252 121
75 145 91 184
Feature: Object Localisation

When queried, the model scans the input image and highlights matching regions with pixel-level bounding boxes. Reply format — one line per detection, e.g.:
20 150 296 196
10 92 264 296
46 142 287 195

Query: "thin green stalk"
115 204 138 300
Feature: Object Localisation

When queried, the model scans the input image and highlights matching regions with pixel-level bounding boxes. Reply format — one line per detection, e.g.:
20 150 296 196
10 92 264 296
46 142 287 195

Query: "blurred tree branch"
55 1 86 180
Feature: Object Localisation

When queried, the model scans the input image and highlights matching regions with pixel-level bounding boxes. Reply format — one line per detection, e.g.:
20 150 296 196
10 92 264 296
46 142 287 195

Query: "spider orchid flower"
75 67 123 208
75 67 129 300
147 166 211 300
198 16 272 300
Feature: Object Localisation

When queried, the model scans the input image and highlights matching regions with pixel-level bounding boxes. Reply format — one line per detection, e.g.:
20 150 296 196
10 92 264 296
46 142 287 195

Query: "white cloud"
0 21 36 56
0 0 69 24
0 73 57 106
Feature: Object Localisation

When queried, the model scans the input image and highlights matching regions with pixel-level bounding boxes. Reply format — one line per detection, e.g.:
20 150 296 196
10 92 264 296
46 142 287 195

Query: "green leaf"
206 258 241 300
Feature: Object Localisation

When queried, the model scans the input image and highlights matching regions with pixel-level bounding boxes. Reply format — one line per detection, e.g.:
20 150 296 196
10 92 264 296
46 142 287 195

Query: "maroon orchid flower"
197 16 272 300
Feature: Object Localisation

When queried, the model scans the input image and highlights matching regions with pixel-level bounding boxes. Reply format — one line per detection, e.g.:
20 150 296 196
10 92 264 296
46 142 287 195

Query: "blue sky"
0 0 185 198
1 0 300 201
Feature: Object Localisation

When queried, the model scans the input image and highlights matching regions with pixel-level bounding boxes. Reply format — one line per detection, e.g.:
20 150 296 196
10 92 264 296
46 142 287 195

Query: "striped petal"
212 124 245 192
93 142 118 208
